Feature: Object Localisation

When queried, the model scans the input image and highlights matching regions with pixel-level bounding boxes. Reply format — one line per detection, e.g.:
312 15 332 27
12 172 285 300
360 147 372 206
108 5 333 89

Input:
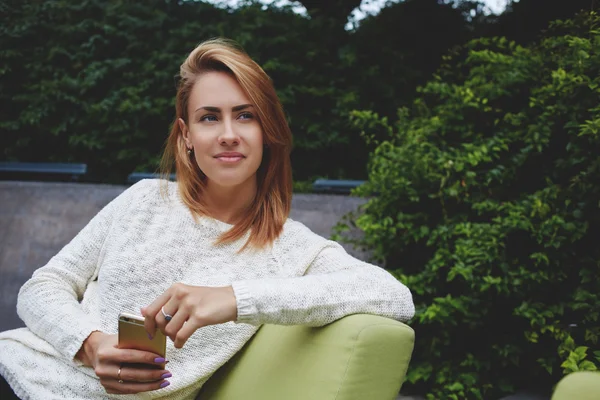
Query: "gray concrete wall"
0 181 368 331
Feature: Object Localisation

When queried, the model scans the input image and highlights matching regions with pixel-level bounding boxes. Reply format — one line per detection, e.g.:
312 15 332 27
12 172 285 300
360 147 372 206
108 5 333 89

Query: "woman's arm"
16 180 151 360
231 239 415 327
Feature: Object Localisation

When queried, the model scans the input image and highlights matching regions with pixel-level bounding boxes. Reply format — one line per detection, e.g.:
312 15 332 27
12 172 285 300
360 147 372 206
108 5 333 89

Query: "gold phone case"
118 312 166 369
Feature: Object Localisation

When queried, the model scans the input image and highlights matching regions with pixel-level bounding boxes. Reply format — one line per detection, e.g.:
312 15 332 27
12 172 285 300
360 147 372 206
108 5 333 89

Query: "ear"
178 118 190 146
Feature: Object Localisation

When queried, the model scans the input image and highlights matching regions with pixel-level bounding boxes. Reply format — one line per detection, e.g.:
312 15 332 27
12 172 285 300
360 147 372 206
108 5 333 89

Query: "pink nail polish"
160 381 170 388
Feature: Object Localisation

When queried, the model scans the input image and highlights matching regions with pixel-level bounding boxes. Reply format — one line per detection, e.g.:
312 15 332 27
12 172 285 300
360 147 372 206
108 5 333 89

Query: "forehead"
189 71 251 108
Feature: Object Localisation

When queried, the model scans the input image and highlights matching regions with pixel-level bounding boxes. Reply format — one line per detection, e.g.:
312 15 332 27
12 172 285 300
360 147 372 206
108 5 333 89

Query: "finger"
174 318 201 349
156 299 179 332
143 290 173 337
163 304 188 342
97 340 129 362
158 296 182 333
102 378 170 394
111 348 166 366
94 356 164 382
119 365 172 383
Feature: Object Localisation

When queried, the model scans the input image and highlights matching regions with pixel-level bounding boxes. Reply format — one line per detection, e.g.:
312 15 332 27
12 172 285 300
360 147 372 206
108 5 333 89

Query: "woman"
0 38 414 399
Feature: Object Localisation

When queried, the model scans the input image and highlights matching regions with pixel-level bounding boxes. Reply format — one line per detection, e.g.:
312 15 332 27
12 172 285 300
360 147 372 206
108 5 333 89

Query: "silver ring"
161 306 173 322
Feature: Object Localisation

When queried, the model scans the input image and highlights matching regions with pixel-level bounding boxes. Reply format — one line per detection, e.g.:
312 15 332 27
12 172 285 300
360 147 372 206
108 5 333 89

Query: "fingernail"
154 357 166 363
160 381 170 388
147 333 153 340
161 373 172 379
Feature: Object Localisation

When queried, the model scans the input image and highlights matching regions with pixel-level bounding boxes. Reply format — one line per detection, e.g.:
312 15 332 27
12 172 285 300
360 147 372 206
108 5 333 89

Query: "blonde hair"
159 38 293 251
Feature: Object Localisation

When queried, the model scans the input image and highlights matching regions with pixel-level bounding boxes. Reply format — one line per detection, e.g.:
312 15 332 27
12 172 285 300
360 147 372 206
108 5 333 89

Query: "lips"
214 152 244 158
214 152 245 163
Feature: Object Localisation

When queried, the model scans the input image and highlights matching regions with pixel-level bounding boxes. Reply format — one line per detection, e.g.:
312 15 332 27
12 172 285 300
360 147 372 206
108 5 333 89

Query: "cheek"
253 139 264 162
251 126 264 147
189 129 211 147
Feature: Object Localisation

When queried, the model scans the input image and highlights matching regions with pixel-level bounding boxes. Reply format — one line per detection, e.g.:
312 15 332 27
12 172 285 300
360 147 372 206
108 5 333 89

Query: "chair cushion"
199 314 415 400
551 371 600 400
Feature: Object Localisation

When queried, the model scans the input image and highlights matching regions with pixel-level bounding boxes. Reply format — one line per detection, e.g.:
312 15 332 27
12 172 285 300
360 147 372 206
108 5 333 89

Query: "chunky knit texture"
0 179 414 400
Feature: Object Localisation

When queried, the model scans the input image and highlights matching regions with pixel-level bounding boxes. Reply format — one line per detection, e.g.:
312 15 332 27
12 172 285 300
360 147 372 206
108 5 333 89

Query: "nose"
218 120 240 146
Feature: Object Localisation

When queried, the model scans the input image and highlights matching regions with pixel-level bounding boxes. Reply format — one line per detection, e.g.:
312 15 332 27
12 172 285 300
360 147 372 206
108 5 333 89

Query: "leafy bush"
0 0 346 181
0 0 474 183
0 0 225 182
0 0 362 182
335 12 600 399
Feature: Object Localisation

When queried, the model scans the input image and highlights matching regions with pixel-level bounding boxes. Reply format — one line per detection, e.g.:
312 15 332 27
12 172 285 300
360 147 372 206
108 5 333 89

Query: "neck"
203 177 257 225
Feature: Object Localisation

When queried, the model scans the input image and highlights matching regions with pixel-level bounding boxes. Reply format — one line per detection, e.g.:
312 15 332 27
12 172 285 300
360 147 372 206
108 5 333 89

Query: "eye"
200 114 218 122
238 112 254 120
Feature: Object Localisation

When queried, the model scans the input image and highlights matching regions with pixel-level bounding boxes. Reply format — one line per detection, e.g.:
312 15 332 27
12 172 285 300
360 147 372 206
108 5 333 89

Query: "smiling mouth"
215 156 244 163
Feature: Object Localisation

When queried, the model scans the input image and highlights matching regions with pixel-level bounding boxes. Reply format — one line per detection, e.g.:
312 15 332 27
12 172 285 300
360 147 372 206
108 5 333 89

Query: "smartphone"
118 312 167 369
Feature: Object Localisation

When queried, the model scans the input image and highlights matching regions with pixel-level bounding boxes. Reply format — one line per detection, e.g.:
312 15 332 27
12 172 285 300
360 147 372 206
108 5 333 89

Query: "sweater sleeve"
16 180 153 361
231 224 415 327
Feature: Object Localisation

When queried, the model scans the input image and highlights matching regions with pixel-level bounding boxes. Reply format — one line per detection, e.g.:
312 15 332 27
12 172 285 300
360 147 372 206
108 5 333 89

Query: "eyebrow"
194 104 253 113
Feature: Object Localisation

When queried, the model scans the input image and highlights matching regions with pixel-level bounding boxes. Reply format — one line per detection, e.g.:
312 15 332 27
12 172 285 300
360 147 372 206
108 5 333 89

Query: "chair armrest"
551 371 600 400
200 314 415 400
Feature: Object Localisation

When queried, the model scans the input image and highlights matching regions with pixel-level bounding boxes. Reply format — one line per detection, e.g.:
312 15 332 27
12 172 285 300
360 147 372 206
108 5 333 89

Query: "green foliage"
350 0 472 120
0 0 473 183
292 179 314 193
0 0 361 181
1 0 225 182
335 12 600 399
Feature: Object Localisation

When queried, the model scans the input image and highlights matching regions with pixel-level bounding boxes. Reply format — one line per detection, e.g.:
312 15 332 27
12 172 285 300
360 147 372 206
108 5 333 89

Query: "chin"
206 173 255 188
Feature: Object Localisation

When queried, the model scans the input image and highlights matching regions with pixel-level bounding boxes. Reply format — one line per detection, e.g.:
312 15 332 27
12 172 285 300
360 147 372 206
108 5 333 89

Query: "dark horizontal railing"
128 175 365 194
0 162 87 182
312 179 365 194
0 163 366 194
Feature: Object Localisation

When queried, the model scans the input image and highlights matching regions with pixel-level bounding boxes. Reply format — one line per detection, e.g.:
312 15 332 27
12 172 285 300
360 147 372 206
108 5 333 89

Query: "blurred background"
1 0 592 185
1 1 599 399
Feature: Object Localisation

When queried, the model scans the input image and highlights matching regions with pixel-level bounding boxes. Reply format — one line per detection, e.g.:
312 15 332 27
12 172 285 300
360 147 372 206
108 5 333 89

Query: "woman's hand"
76 331 172 394
142 283 238 348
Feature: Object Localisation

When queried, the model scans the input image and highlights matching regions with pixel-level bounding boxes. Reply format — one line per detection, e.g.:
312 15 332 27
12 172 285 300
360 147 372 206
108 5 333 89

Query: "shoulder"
112 179 174 213
120 178 171 201
271 219 349 270
279 218 324 241
274 218 331 254
124 178 160 194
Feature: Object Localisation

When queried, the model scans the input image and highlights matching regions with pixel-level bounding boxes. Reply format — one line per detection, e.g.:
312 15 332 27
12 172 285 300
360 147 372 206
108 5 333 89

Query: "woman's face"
180 71 263 189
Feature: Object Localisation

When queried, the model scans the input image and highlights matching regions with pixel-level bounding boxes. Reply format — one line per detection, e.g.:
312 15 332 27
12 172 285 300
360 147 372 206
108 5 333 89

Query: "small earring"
187 147 193 156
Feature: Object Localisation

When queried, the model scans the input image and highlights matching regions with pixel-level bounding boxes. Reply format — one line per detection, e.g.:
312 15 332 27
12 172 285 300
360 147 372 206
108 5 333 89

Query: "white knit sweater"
0 179 414 400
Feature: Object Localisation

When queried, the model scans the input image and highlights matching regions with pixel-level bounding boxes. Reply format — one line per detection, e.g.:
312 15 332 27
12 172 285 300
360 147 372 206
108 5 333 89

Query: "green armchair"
551 371 600 400
199 314 415 400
